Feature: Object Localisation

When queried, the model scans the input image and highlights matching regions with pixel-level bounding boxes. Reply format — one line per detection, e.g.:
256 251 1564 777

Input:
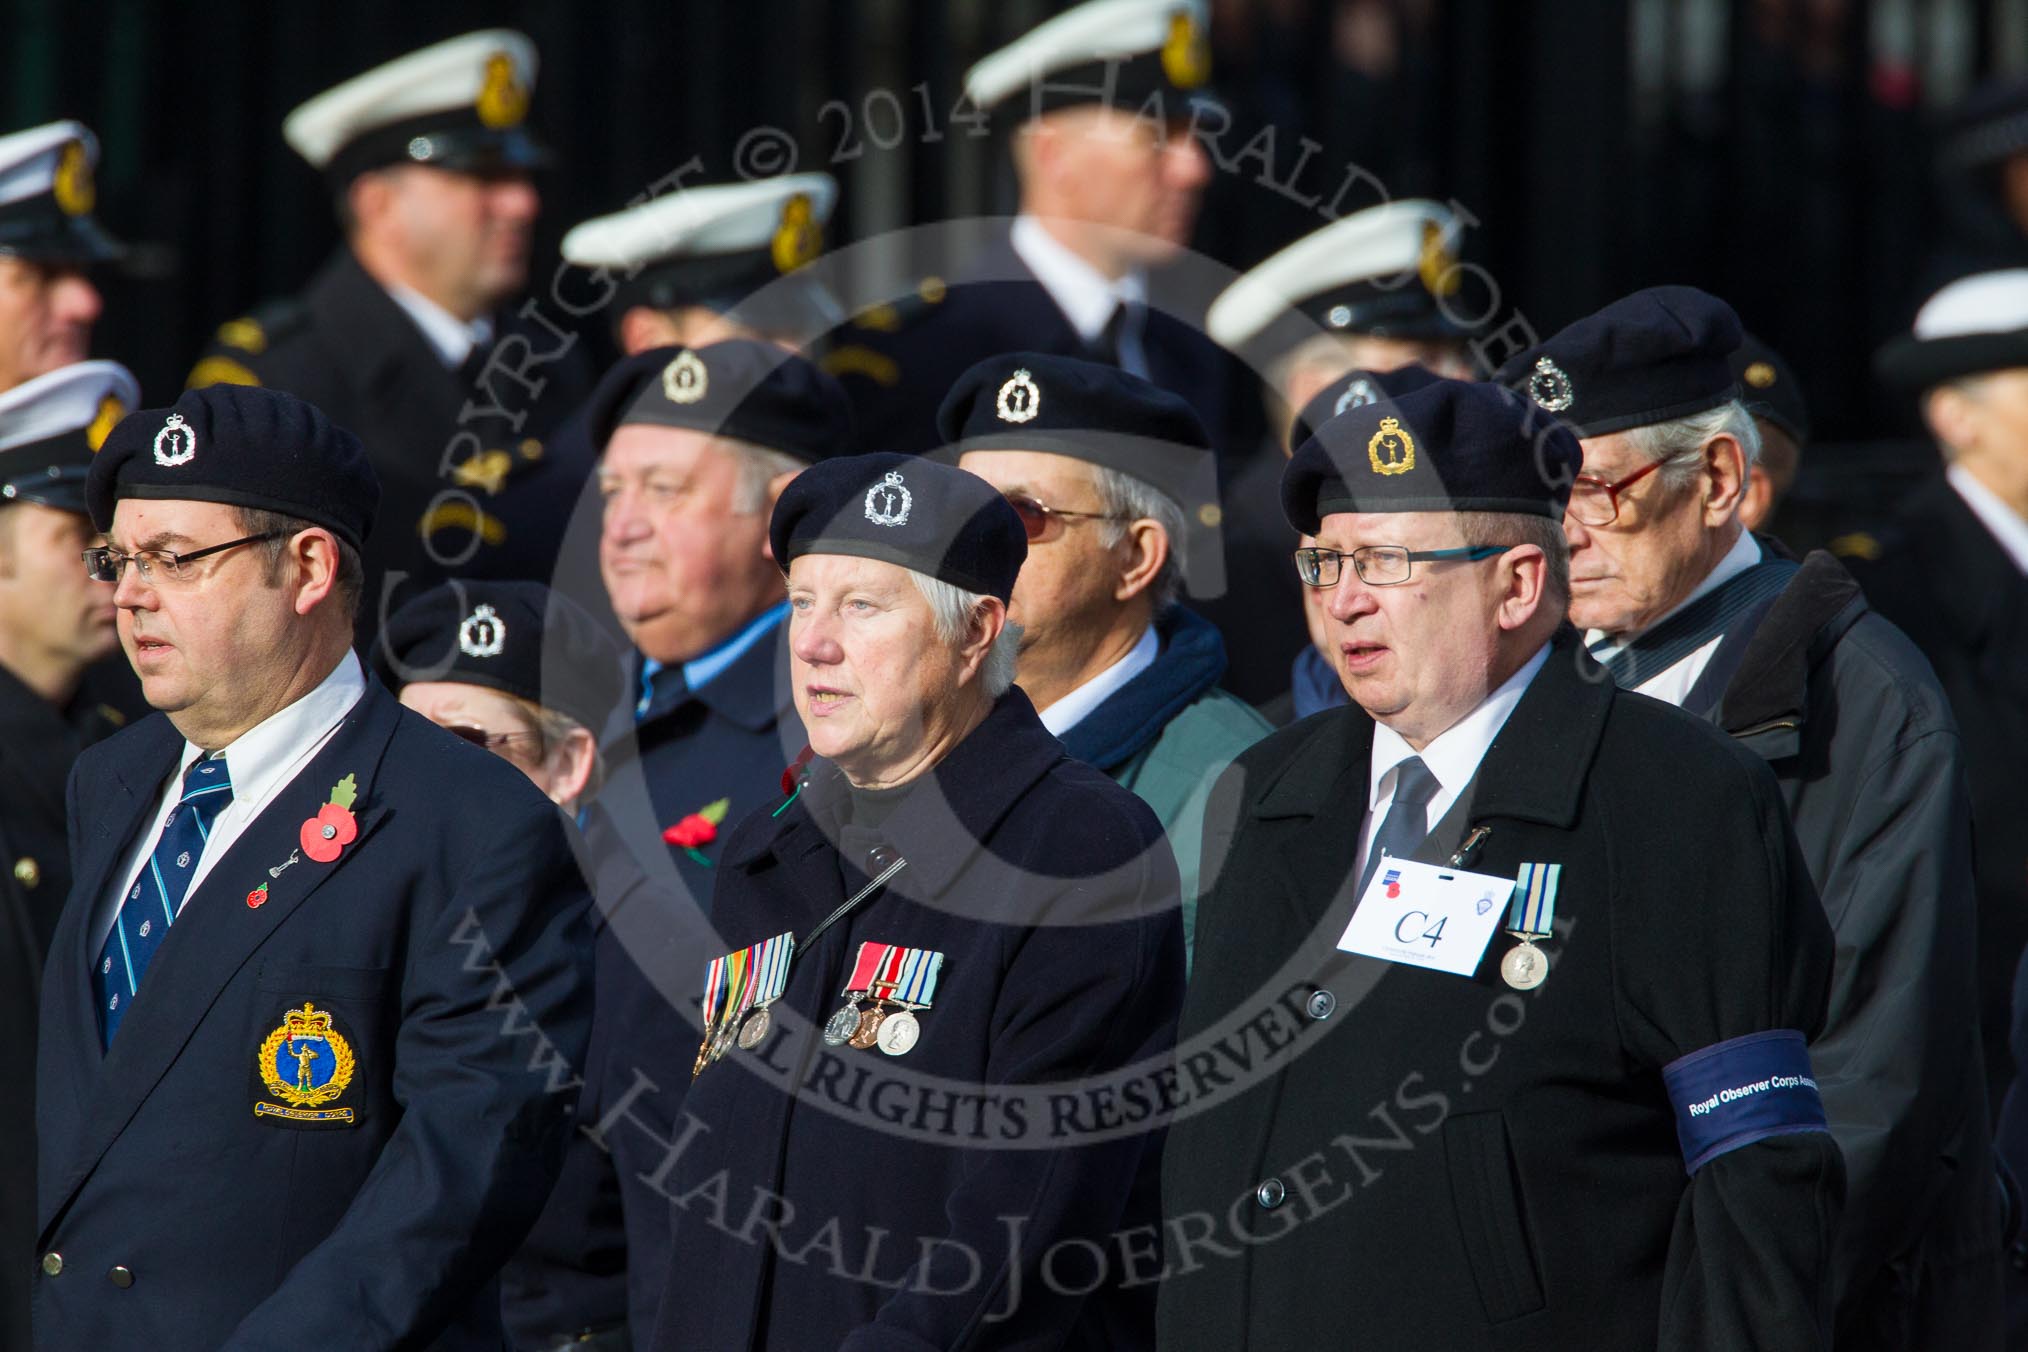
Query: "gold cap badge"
52 140 93 217
771 193 822 274
1744 361 1776 389
1368 416 1415 476
475 51 529 130
1161 11 1211 90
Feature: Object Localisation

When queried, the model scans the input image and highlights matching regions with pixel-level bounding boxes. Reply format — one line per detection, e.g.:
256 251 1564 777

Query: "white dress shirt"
1949 462 2028 577
1039 623 1160 737
386 282 495 368
1010 214 1150 376
94 652 367 954
1356 643 1550 885
1585 528 1763 708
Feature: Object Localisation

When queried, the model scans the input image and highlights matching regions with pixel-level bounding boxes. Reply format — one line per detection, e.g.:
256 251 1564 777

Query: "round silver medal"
823 1003 862 1046
737 1005 771 1050
1500 941 1547 991
876 1010 920 1057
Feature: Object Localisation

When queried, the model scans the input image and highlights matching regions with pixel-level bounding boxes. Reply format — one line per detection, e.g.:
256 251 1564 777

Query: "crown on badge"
1367 415 1415 476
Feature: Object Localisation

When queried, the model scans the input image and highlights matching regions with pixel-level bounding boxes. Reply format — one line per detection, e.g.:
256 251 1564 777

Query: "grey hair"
907 570 1023 699
1623 399 1762 493
232 506 365 622
723 438 808 514
1457 511 1571 602
1089 463 1186 611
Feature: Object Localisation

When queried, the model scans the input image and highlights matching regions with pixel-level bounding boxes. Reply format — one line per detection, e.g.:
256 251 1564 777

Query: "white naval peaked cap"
0 360 138 454
963 0 1211 111
562 174 838 270
1912 269 2028 339
1207 199 1461 351
0 121 97 209
283 29 540 172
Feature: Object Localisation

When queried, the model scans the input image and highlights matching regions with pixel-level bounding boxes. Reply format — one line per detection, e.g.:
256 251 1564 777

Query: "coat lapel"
41 685 403 1231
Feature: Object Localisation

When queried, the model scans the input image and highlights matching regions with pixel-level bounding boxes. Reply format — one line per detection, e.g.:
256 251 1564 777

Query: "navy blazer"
34 679 594 1350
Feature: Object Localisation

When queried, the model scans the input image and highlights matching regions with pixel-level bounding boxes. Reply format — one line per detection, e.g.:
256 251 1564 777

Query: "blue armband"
1661 1029 1828 1175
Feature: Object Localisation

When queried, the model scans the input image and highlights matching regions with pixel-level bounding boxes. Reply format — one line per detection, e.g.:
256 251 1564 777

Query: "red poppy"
247 883 269 909
301 802 358 863
663 814 717 850
781 745 815 795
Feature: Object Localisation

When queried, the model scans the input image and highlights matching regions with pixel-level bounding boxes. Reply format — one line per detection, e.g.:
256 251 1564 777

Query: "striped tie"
95 754 234 1047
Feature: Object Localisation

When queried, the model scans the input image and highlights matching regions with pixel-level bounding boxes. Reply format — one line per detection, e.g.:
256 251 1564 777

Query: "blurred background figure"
562 173 842 357
0 358 138 1352
184 30 594 647
1730 330 1812 534
374 578 634 1352
0 122 119 396
828 0 1234 457
1201 198 1474 701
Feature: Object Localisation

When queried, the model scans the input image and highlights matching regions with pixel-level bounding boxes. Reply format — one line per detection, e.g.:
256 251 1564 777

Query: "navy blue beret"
586 339 854 461
770 451 1027 603
1287 363 1444 453
935 351 1223 592
1496 285 1743 438
1731 331 1810 446
1282 377 1582 534
374 579 627 733
88 384 379 550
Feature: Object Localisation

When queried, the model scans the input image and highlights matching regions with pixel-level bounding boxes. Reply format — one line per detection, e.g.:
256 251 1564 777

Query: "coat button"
1306 989 1336 1020
108 1266 133 1288
1256 1178 1286 1209
13 857 39 888
866 844 899 873
39 1252 60 1277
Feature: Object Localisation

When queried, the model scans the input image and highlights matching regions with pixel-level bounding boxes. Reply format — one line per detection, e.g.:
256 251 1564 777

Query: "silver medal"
1500 940 1547 991
737 1005 771 1050
876 1010 920 1056
823 1002 862 1046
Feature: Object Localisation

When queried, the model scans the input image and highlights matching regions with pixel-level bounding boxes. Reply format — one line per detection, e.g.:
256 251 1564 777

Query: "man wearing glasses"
1503 286 1998 1351
945 352 1267 960
1160 375 1840 1351
33 384 593 1350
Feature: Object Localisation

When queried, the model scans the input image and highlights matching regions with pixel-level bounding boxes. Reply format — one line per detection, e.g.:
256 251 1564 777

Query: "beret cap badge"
458 603 506 658
1526 356 1575 413
662 350 709 405
1335 378 1378 415
995 368 1041 424
474 50 529 130
53 140 94 217
152 413 197 468
1367 416 1416 476
863 470 913 528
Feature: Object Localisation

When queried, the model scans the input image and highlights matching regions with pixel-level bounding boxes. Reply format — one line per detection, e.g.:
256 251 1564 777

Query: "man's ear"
1493 544 1549 633
1112 520 1170 603
289 528 342 617
1698 434 1749 527
620 306 684 356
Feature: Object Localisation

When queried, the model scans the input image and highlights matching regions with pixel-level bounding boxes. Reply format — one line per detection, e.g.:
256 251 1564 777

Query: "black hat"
283 31 548 187
375 580 626 733
89 385 380 551
771 452 1027 603
1497 285 1743 438
0 360 137 513
587 341 855 461
1208 201 1467 356
562 175 842 342
1730 332 1810 446
0 121 123 264
1287 363 1445 454
962 0 1213 120
1876 269 2028 391
936 352 1223 595
1941 74 2028 172
1282 377 1582 534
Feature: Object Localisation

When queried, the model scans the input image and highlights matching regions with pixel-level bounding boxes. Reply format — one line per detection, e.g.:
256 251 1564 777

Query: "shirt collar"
384 282 495 368
1039 623 1159 737
682 601 790 692
1367 641 1550 808
1586 527 1762 655
182 650 367 801
1010 214 1148 343
1948 462 2028 577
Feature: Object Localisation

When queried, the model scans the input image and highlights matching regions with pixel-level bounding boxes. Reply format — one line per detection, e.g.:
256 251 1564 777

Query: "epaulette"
823 277 950 387
185 296 310 390
845 274 948 335
1827 530 1884 562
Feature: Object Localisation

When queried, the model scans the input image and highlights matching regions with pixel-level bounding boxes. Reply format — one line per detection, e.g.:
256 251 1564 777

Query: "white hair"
1088 463 1186 610
907 570 1022 699
723 438 807 514
1623 398 1761 492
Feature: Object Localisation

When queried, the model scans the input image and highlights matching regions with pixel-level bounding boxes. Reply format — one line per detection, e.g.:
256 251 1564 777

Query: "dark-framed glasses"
82 532 282 584
1565 456 1667 527
442 725 546 756
1001 491 1129 543
1294 543 1513 588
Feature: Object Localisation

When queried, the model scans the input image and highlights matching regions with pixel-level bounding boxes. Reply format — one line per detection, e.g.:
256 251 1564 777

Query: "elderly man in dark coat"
1502 286 1999 1350
1159 377 1842 1351
647 452 1184 1351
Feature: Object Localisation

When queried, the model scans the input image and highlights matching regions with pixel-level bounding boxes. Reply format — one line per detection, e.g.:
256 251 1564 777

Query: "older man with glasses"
1502 286 2000 1351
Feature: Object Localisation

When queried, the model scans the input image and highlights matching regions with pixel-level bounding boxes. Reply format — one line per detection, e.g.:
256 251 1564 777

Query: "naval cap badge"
864 470 912 527
458 603 506 658
153 413 197 468
1334 378 1379 416
1526 357 1575 413
995 368 1040 424
662 349 709 405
